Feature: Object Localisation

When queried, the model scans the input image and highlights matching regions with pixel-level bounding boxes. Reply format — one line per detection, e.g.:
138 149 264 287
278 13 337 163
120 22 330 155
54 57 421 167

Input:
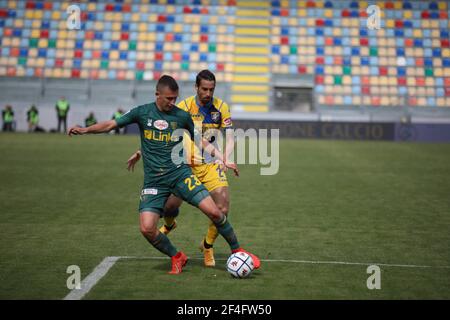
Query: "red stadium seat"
3 28 12 37
136 61 145 70
173 53 181 61
397 77 406 85
298 65 307 74
26 1 35 9
7 67 16 76
408 97 417 106
71 69 80 78
122 4 131 12
360 38 369 46
421 11 430 19
395 20 403 28
92 51 101 59
371 97 381 106
315 75 324 84
90 69 99 79
43 2 52 10
379 67 388 75
362 86 370 94
416 77 425 86
34 68 43 77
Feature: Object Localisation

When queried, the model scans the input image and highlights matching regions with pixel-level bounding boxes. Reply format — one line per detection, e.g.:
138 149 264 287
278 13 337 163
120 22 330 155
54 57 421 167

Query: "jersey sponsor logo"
154 120 168 130
144 129 173 143
211 112 220 123
142 188 158 195
147 118 153 127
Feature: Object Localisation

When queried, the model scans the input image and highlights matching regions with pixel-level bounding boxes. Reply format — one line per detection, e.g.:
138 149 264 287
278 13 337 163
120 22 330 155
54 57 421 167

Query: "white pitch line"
63 255 450 300
119 256 450 269
63 256 120 300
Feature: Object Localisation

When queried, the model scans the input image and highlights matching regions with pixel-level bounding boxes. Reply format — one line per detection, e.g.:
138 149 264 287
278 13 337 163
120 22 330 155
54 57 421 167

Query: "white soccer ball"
226 251 254 278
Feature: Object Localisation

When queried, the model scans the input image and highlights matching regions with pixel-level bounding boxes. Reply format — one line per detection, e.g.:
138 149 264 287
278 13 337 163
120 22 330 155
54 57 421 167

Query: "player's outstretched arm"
201 138 239 177
126 149 141 172
68 120 118 136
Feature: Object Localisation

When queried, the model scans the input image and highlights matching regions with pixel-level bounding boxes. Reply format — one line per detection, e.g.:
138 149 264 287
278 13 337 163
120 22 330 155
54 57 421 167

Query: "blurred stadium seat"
0 0 449 113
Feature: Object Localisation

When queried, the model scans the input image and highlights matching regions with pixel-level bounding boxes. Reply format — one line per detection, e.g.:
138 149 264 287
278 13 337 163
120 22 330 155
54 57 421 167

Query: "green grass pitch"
0 133 449 299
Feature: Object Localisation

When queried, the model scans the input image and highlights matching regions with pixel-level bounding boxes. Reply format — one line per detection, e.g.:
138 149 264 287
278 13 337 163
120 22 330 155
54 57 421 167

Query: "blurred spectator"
2 105 15 132
27 105 40 132
85 112 98 127
112 108 126 134
55 97 70 133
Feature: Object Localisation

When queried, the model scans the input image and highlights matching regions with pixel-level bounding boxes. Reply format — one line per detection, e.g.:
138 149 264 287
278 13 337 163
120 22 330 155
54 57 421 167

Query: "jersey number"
184 175 201 191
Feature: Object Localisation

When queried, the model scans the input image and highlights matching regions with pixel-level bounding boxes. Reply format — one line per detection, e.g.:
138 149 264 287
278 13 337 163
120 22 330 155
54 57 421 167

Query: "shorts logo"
142 188 158 195
154 120 168 130
211 112 220 123
147 119 153 127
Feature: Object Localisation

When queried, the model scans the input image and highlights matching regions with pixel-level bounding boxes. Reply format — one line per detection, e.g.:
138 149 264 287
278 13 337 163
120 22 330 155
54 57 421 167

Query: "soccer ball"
226 251 254 278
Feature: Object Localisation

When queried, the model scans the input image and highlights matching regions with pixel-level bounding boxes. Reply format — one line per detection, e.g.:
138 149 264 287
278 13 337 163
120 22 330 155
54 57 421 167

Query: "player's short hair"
196 70 216 87
156 75 179 92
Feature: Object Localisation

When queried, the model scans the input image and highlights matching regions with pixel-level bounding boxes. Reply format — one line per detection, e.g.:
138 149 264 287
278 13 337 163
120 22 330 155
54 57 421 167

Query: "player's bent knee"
140 226 158 240
217 204 229 216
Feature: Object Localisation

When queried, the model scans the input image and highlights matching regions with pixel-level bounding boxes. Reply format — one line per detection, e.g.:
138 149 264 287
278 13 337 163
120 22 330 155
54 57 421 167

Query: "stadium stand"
0 0 449 131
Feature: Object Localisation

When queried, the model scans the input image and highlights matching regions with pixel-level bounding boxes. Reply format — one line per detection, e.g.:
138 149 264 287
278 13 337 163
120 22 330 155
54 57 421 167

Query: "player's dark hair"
156 75 179 92
196 70 216 87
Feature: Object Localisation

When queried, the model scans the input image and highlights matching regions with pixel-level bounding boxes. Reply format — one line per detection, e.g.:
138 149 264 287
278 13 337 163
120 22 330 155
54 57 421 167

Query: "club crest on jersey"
154 120 168 130
170 122 178 130
147 119 153 127
211 112 220 123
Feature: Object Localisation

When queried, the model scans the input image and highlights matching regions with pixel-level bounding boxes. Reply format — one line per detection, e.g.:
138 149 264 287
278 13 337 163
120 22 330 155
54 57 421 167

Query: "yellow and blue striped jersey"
177 95 233 165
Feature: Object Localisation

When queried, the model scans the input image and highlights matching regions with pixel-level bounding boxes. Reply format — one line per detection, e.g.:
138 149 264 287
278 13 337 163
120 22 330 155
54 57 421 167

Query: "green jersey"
116 102 196 181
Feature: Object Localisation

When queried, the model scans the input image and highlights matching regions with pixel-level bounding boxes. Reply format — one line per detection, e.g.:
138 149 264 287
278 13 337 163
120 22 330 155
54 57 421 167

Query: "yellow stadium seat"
30 29 40 38
110 51 119 60
190 52 199 62
98 70 107 79
436 98 445 107
108 60 118 68
51 11 60 20
33 10 42 19
297 9 307 17
132 13 140 22
38 39 48 48
82 60 91 69
91 60 100 68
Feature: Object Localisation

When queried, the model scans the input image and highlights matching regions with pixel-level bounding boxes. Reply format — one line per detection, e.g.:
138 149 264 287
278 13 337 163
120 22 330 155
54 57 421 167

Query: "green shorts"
139 166 209 215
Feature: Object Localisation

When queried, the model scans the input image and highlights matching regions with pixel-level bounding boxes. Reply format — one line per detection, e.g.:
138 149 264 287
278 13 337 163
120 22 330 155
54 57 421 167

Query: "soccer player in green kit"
68 75 260 274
